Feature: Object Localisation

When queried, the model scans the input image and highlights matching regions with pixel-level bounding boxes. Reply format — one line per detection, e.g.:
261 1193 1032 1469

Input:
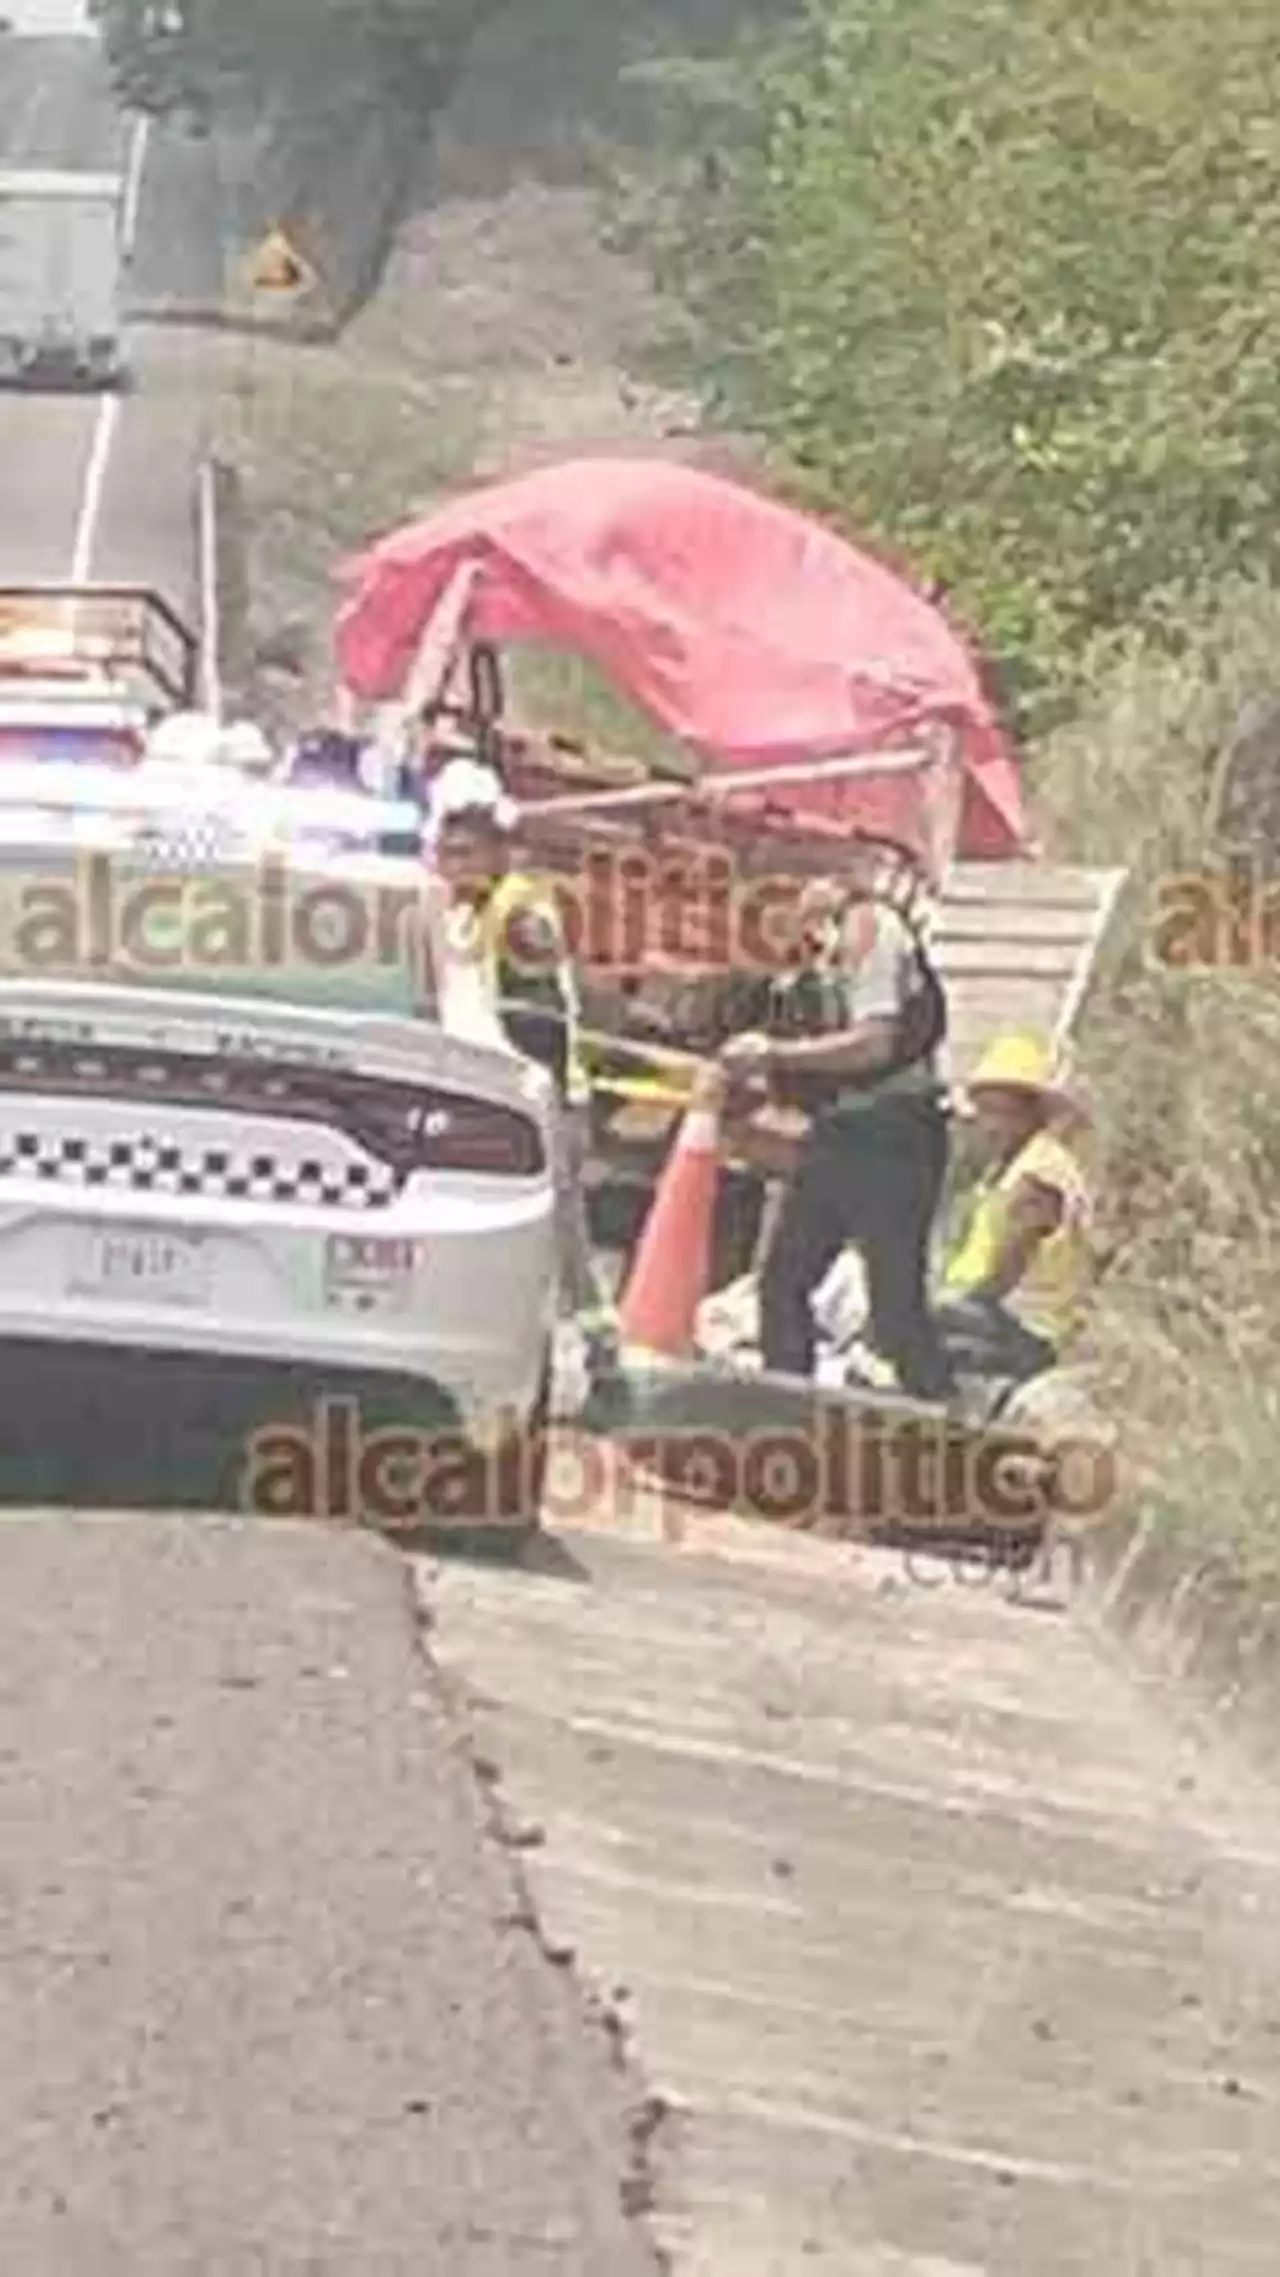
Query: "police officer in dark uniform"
719 858 955 1400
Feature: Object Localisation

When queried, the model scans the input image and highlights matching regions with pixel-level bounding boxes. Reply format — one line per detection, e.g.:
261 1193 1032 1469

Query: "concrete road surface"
424 1478 1280 2273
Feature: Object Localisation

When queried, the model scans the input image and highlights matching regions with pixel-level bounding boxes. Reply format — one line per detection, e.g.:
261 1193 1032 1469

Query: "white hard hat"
144 710 224 767
218 719 276 774
425 756 517 840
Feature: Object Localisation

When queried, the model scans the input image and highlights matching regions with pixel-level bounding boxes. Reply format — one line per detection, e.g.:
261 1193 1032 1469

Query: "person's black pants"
933 1293 1056 1385
759 1094 954 1399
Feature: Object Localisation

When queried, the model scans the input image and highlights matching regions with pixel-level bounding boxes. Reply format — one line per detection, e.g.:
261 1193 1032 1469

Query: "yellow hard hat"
965 1029 1081 1115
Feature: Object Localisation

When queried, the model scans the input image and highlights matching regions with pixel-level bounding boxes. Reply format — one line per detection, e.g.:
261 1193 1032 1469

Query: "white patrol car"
0 754 559 1544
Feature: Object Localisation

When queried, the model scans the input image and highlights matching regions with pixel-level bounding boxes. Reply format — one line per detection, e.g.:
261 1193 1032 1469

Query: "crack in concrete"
406 1552 675 2273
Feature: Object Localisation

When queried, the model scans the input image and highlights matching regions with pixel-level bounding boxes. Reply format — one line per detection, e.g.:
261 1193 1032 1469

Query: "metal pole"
518 742 937 818
195 458 222 721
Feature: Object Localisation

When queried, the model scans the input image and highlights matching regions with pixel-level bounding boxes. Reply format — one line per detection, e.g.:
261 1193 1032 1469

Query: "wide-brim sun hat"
963 1029 1087 1122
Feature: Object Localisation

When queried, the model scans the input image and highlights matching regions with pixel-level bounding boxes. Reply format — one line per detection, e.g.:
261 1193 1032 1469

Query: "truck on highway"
0 168 128 390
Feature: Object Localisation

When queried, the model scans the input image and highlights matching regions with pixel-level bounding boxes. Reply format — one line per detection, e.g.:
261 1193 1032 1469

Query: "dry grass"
208 319 484 704
210 174 701 757
1034 579 1280 1600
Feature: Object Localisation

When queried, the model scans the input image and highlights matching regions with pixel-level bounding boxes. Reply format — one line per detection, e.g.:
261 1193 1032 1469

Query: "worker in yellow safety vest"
935 1029 1096 1385
425 757 619 1380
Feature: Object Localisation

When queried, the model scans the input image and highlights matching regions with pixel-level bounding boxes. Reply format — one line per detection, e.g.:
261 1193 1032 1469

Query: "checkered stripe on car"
0 1132 399 1207
130 815 241 866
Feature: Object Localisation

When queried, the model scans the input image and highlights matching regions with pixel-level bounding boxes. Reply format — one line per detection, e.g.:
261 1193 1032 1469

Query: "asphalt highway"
0 33 122 579
0 1518 660 2275
0 29 665 2275
0 27 116 165
0 31 211 603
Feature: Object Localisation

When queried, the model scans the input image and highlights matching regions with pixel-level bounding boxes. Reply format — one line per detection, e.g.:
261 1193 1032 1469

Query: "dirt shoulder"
207 169 701 751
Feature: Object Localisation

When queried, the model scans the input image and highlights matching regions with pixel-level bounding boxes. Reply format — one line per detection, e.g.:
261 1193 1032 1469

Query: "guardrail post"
193 454 250 720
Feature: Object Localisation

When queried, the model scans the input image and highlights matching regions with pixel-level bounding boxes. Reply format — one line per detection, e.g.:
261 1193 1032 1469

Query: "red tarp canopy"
335 457 1025 863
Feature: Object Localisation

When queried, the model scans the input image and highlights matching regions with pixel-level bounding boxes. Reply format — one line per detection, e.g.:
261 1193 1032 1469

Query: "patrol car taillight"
279 1073 545 1178
409 1097 545 1177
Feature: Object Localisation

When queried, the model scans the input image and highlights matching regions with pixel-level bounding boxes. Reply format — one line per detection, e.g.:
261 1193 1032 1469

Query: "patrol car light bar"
0 587 198 712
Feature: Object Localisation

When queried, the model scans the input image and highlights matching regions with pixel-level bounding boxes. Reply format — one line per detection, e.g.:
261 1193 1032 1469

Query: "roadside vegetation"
638 0 1280 1596
106 1 1280 1596
1034 587 1280 1596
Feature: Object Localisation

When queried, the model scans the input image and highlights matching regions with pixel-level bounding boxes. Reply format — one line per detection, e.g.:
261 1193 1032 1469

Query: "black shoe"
581 1315 621 1381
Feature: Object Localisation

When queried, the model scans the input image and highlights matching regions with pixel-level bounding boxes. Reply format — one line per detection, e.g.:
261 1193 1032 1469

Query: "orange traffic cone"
618 1065 725 1360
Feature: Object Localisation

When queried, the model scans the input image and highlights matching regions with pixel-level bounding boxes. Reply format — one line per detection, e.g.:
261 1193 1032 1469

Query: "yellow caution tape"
592 1077 690 1108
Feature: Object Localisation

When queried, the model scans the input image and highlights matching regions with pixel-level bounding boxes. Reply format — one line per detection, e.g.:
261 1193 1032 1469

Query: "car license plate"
322 1234 419 1313
70 1227 211 1307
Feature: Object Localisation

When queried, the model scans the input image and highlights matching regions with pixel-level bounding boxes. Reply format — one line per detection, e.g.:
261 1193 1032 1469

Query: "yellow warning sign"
246 226 317 296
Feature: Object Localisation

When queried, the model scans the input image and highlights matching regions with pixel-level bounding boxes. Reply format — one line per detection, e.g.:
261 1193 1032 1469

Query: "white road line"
119 113 149 259
65 110 150 584
10 67 51 154
68 392 119 582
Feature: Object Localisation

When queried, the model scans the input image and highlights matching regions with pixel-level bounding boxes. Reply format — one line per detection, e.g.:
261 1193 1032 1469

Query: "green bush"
658 0 1280 733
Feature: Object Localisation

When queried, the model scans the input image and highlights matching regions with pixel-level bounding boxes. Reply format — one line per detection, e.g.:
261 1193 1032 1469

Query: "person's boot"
578 1307 630 1429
